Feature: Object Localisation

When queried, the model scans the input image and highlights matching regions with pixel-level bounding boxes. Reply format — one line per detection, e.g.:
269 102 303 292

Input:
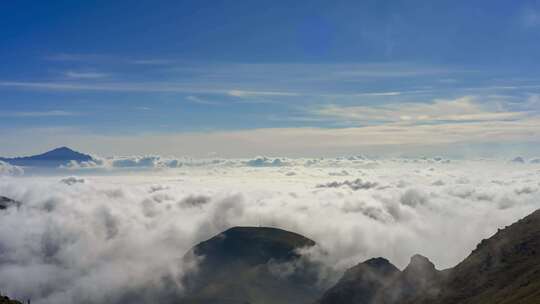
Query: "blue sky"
1 0 540 157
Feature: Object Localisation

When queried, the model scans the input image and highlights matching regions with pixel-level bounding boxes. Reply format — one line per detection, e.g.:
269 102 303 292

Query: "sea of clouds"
1 156 540 303
0 160 24 176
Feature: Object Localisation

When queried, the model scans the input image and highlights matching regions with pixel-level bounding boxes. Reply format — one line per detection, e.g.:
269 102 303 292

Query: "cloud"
317 178 379 191
63 155 229 170
0 180 209 304
110 156 164 168
0 82 296 102
328 170 350 176
511 156 526 163
179 195 211 208
0 111 76 118
185 95 220 105
0 159 539 303
129 59 175 65
64 156 178 169
227 90 299 98
59 176 86 185
0 161 24 176
64 71 109 79
3 116 540 158
45 53 106 62
353 91 403 96
400 189 429 207
245 157 290 167
314 96 526 125
520 7 540 28
0 62 462 100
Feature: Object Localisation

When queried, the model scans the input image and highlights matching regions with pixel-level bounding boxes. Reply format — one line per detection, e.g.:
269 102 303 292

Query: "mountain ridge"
317 209 540 304
0 146 92 167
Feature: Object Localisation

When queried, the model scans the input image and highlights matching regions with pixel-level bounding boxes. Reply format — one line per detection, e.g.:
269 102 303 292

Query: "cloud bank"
0 159 539 303
0 161 24 176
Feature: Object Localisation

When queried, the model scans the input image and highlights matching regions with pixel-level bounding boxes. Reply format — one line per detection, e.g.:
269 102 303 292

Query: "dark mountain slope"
317 255 445 304
413 209 540 304
180 226 324 304
316 209 540 304
0 146 92 167
379 254 447 304
317 257 400 304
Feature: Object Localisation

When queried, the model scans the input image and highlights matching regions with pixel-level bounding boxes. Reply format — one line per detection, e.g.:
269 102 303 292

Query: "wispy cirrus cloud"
129 59 176 65
64 71 110 79
0 110 77 117
44 53 109 62
313 96 527 125
0 81 222 93
186 95 221 105
227 89 299 98
352 91 403 97
0 81 302 98
519 6 540 29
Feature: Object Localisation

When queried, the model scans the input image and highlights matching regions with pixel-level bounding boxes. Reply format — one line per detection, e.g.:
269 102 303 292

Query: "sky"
1 0 540 157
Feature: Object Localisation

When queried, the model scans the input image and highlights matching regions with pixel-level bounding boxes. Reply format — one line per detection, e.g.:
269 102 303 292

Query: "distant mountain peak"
0 146 93 167
51 146 73 152
39 146 87 156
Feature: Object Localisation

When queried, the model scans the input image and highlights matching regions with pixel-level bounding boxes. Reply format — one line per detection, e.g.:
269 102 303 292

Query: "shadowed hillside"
412 209 540 304
317 209 540 304
316 257 400 304
180 226 324 304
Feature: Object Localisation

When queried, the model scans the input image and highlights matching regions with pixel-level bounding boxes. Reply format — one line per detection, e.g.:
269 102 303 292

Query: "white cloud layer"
0 161 24 176
63 155 295 170
314 96 525 124
0 159 539 303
